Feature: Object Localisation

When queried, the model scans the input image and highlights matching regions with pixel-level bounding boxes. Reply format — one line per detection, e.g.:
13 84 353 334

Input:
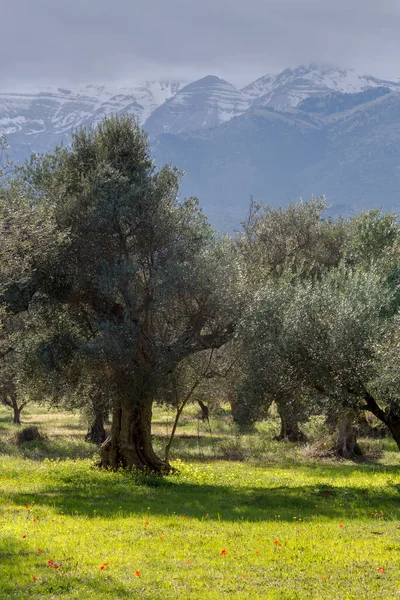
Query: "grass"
0 403 400 599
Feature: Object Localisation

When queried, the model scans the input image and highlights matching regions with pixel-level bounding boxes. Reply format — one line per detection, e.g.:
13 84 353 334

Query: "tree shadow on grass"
0 536 139 600
0 437 98 461
2 466 400 523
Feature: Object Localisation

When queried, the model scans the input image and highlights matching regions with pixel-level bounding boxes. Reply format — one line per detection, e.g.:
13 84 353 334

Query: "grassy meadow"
1 403 400 599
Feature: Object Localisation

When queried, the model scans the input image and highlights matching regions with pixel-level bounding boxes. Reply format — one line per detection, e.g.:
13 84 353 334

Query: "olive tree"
17 116 237 472
234 197 348 435
0 136 64 424
271 265 400 455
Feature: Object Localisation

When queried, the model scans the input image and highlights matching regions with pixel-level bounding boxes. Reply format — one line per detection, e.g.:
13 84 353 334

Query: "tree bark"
228 391 239 422
197 400 209 421
386 417 400 450
363 391 400 451
86 412 107 446
99 397 168 472
274 400 307 443
334 411 361 459
9 393 24 425
13 404 21 425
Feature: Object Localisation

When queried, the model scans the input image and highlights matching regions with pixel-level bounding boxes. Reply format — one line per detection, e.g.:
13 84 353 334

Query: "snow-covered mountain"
153 87 400 229
0 80 183 161
3 65 400 159
0 80 183 132
3 64 400 229
242 64 400 110
144 76 250 138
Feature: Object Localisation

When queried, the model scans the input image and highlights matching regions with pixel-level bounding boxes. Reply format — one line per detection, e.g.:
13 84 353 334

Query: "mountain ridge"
2 63 400 229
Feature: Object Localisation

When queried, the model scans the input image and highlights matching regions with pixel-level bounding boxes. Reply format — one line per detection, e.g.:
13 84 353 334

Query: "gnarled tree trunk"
274 400 307 443
99 397 168 473
86 412 107 446
363 391 400 451
334 411 361 459
386 416 400 450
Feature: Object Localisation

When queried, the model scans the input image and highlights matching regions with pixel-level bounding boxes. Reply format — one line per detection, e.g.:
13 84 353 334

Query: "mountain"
152 89 400 229
3 65 400 230
0 80 183 162
152 105 325 230
144 76 250 138
242 64 400 110
297 86 391 116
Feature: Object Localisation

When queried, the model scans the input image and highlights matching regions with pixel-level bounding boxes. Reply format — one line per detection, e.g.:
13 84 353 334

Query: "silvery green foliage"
235 201 400 426
16 116 237 411
233 197 350 424
241 262 398 424
281 266 394 399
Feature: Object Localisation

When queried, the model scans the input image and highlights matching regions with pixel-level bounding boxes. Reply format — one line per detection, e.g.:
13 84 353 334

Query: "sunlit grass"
1 403 400 598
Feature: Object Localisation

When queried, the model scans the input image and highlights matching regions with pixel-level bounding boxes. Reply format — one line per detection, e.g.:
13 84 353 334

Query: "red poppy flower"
185 559 191 564
135 570 141 577
339 524 344 529
221 549 228 556
323 492 329 497
47 560 53 567
103 562 109 566
255 550 260 555
322 577 327 581
180 515 185 519
33 576 38 581
33 518 38 523
37 549 42 554
53 565 60 570
273 540 281 547
159 536 164 541
145 521 149 526
100 565 105 571
22 535 26 539
362 490 366 494
25 505 30 510
378 567 385 573
370 513 375 517
51 519 55 522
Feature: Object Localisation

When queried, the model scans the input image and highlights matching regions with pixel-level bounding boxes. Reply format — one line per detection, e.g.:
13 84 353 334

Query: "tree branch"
362 388 388 424
165 349 215 464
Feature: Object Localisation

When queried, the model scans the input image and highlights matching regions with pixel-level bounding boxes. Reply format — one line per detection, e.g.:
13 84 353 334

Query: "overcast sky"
2 0 400 90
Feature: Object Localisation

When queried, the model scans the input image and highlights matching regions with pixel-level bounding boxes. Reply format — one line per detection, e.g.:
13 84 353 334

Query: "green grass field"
1 403 400 599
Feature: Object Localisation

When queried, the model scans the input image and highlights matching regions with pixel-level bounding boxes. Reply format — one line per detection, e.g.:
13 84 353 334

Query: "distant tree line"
1 116 400 471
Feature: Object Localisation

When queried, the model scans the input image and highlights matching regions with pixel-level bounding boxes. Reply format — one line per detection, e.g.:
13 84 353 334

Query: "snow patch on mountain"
144 76 250 137
242 64 400 110
0 80 184 140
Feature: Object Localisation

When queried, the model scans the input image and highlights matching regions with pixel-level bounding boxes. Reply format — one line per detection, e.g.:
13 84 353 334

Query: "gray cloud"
2 0 400 89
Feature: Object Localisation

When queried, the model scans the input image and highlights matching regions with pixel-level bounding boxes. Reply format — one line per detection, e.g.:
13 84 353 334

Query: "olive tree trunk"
99 397 168 472
197 400 209 421
86 412 107 446
363 391 400 452
13 403 21 425
386 417 400 450
334 411 361 459
1 392 26 425
274 400 307 443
